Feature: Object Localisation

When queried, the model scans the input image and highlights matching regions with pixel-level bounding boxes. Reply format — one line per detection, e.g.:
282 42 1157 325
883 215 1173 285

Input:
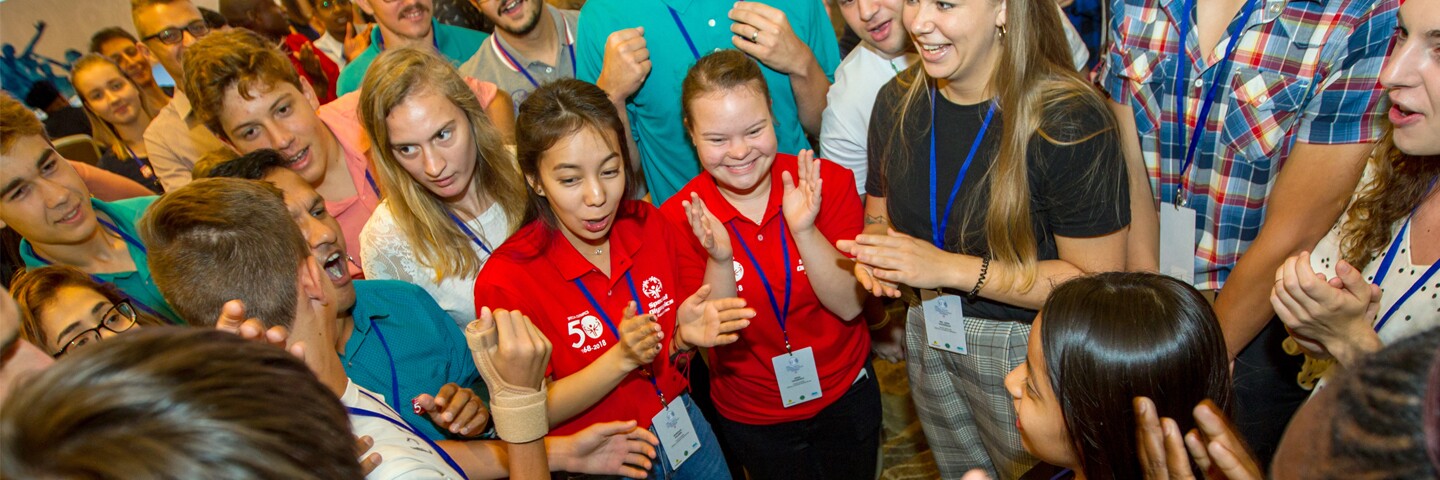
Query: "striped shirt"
1097 0 1396 289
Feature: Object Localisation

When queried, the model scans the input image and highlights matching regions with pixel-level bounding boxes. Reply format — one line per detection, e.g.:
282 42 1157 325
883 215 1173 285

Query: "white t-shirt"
819 45 916 195
360 200 513 327
344 382 464 479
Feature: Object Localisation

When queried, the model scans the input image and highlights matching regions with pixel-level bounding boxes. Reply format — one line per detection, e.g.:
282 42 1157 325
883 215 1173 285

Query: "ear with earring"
997 23 1007 37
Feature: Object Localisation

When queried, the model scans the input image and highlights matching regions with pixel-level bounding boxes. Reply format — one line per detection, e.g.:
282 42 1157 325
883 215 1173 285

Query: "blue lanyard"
1370 179 1439 332
26 217 166 321
364 170 380 196
1170 0 1258 205
666 6 701 60
929 91 996 249
572 271 667 405
493 27 576 89
120 143 155 181
728 218 793 352
447 211 493 255
348 389 469 479
369 321 406 420
1050 469 1073 480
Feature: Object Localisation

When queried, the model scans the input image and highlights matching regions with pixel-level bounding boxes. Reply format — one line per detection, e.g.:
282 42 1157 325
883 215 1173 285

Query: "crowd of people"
0 0 1437 477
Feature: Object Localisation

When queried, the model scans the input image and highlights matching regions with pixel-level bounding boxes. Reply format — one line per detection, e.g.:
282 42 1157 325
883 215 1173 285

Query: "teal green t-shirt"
339 280 486 441
19 196 183 325
576 0 840 203
337 20 490 96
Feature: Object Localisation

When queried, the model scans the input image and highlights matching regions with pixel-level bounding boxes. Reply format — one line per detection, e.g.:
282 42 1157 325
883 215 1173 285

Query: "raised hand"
550 421 660 479
343 23 372 62
1183 401 1263 480
683 193 733 262
412 383 490 437
728 2 814 75
781 149 824 234
597 27 651 102
616 302 663 370
1270 252 1383 366
675 285 754 351
466 307 552 443
1135 396 1197 480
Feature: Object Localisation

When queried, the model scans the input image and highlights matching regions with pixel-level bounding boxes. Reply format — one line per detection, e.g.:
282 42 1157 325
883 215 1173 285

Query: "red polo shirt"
659 153 870 425
473 201 698 435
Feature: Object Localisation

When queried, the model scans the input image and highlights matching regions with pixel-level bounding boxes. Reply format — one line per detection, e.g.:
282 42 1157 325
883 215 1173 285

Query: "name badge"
922 289 967 354
1159 202 1198 282
651 399 699 470
771 346 822 407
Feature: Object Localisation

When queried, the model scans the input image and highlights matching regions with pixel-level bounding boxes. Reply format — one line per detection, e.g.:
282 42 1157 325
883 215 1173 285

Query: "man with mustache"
336 0 489 96
457 0 578 110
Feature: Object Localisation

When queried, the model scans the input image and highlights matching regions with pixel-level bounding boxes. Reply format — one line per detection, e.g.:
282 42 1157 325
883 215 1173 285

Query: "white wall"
0 0 219 62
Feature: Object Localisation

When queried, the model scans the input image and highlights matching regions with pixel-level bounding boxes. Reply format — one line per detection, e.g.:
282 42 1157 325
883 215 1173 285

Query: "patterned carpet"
874 357 941 479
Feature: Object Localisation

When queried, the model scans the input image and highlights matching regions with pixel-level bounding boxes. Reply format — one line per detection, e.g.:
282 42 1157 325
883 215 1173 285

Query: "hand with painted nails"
550 421 660 479
413 383 490 437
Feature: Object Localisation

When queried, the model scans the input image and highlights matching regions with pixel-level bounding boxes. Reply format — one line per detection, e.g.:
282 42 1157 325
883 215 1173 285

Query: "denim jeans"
648 393 732 480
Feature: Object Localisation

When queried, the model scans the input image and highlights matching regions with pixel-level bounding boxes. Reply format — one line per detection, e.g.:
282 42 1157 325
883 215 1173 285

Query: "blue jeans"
648 393 731 480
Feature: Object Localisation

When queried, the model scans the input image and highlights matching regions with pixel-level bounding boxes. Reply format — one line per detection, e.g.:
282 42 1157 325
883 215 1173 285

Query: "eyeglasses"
141 20 211 46
53 301 139 358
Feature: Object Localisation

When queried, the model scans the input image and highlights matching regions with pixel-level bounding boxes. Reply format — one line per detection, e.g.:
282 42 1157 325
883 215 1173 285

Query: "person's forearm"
938 253 1088 310
793 227 864 320
789 56 829 137
506 440 548 480
486 95 517 144
1332 330 1384 368
545 348 633 426
1214 141 1369 358
704 256 738 299
440 439 511 479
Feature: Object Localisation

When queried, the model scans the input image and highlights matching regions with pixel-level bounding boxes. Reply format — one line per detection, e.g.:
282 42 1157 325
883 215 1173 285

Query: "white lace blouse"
359 200 512 327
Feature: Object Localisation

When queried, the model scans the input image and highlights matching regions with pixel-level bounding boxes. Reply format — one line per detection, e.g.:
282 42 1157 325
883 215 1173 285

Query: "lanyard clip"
1173 188 1189 208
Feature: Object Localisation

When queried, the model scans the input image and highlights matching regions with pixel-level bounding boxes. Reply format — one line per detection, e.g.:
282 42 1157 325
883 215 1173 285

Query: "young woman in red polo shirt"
657 50 879 480
472 78 754 480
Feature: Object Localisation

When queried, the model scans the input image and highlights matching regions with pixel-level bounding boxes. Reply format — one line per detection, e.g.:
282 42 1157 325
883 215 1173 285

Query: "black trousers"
1232 318 1310 470
712 361 883 480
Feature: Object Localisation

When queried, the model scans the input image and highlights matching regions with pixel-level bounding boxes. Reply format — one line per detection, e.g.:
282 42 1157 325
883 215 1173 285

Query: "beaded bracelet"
967 256 990 301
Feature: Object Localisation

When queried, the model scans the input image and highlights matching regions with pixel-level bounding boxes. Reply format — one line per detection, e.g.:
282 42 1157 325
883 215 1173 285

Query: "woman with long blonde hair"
357 47 529 326
839 0 1131 476
70 54 164 193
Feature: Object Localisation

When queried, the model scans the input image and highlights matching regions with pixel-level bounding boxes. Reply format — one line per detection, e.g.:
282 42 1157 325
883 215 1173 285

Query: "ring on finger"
750 30 759 42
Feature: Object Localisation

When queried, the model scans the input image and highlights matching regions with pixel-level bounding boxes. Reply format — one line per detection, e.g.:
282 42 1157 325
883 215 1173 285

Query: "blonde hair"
883 0 1120 291
358 47 528 281
70 54 162 161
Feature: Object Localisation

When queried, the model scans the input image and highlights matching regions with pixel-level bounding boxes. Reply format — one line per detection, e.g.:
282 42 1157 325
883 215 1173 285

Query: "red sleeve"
815 158 864 258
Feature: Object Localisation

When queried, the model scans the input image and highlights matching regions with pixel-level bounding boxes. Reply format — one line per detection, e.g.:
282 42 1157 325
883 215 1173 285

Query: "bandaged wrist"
466 322 549 443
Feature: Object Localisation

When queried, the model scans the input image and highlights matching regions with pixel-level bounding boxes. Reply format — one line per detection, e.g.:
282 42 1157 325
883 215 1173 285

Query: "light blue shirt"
576 0 840 203
337 20 490 96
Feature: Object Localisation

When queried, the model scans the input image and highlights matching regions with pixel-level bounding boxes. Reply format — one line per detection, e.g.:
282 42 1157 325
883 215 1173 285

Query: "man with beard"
336 0 489 96
457 0 578 110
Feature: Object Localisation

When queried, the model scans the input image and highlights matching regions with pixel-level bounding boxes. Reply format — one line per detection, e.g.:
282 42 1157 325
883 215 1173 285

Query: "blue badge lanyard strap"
727 219 794 352
447 211 493 255
666 6 701 60
369 322 407 419
929 89 997 249
120 143 155 180
364 170 380 196
1171 0 1258 206
1369 178 1440 332
572 271 668 405
494 24 577 89
349 390 469 480
28 217 165 320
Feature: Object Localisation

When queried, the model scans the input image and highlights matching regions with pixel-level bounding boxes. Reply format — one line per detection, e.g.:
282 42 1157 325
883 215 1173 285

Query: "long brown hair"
1339 132 1440 269
515 78 636 229
359 47 529 281
884 0 1120 291
70 54 162 160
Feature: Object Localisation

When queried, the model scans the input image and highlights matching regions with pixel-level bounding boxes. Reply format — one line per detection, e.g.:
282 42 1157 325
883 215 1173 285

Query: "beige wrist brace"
465 321 549 443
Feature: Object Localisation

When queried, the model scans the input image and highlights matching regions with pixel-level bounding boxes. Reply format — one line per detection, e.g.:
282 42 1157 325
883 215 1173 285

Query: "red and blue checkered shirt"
1097 0 1396 289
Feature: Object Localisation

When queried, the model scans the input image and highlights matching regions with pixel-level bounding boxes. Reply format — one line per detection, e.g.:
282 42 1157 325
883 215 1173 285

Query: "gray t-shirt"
457 6 579 110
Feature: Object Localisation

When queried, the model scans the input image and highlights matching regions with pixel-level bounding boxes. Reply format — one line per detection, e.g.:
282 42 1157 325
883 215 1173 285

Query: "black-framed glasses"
53 301 139 358
141 20 211 46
